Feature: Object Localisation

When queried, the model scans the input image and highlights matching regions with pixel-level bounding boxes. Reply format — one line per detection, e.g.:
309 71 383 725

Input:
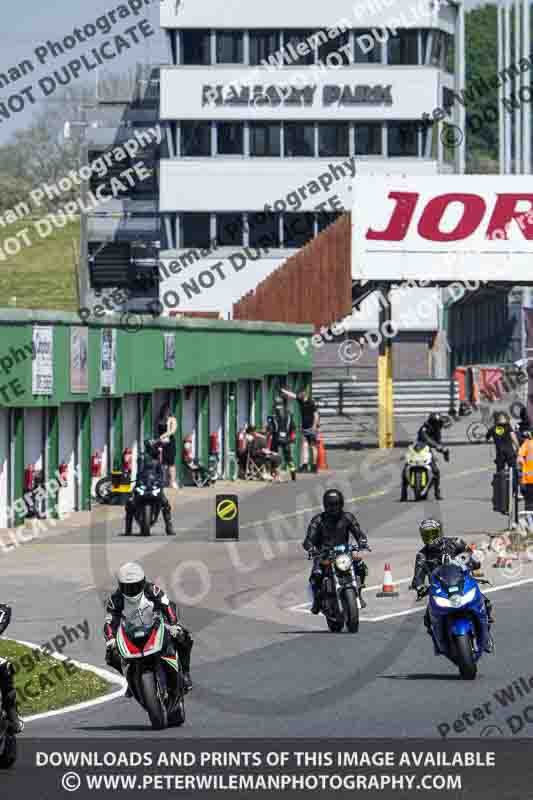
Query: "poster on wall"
100 329 117 394
70 327 89 393
32 325 54 395
164 333 176 370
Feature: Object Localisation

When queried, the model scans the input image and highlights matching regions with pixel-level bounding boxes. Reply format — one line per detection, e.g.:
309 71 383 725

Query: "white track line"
290 578 413 612
289 576 533 622
12 638 127 723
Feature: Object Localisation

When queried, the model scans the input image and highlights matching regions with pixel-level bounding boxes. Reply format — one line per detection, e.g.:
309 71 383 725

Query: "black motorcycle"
310 544 369 634
131 464 164 537
0 606 18 770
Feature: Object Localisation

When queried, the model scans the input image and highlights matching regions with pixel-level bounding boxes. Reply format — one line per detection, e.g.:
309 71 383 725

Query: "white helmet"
117 562 146 601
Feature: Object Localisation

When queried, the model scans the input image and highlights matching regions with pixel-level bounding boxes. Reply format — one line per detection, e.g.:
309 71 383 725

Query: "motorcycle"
0 606 17 770
310 543 370 633
404 442 434 500
131 442 167 536
116 611 185 730
416 556 492 680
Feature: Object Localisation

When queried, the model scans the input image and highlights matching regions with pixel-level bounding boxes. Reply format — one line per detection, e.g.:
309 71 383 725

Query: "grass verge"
0 219 79 312
0 639 112 716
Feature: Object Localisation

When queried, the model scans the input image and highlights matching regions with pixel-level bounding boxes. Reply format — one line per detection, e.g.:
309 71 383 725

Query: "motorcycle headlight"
152 487 160 495
433 587 476 609
335 554 352 572
136 486 145 495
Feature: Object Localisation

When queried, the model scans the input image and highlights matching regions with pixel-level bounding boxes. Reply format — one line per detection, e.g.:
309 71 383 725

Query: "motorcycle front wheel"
343 588 360 633
141 671 168 730
413 473 424 501
140 504 151 537
454 634 477 680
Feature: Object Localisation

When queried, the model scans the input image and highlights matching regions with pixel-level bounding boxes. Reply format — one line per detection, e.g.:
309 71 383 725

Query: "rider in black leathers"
124 440 175 536
401 413 449 501
411 519 494 652
302 489 369 613
0 605 23 733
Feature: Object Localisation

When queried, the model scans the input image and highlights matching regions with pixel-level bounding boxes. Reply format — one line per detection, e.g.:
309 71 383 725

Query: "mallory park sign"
202 84 393 108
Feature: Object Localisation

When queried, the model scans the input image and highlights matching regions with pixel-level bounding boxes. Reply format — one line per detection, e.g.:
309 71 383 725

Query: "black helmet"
323 489 344 518
428 412 441 425
419 519 442 546
117 562 146 600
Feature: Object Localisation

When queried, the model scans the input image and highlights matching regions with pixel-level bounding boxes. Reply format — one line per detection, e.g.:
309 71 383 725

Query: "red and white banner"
352 175 533 283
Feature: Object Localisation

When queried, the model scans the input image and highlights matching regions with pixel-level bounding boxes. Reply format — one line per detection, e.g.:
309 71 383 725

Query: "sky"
0 0 489 145
0 0 167 143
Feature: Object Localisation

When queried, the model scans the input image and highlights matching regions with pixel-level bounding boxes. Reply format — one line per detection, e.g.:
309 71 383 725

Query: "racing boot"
162 502 175 536
123 504 133 536
3 690 24 734
310 577 322 615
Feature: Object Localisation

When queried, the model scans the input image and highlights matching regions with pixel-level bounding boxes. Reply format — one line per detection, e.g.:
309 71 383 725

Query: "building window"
445 34 455 73
250 122 281 156
388 30 419 65
353 30 382 63
317 29 350 65
283 213 315 247
284 123 315 157
181 30 211 65
182 213 211 249
249 213 280 248
318 123 349 157
317 212 342 233
216 31 244 64
250 30 282 66
283 30 316 65
355 123 382 155
217 213 243 246
388 122 419 156
217 122 244 155
181 122 211 156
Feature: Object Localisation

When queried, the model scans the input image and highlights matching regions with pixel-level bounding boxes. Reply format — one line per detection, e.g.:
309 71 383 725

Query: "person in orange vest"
518 430 533 511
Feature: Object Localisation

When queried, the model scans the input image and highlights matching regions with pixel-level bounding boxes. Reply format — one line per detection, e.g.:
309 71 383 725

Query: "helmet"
117 562 146 601
427 412 441 425
419 519 442 546
323 489 344 518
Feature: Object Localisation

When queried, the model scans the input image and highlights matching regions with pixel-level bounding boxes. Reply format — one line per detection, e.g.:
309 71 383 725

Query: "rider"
302 489 369 613
104 562 193 691
124 440 175 536
485 411 519 471
402 413 449 501
410 519 494 652
0 605 24 733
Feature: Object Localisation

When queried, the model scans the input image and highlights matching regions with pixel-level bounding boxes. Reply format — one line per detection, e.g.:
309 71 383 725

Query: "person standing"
485 411 519 472
281 387 319 472
518 431 533 512
267 398 297 480
157 402 178 489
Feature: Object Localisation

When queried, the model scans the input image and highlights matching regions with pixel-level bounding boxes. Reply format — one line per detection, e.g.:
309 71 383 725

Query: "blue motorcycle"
417 558 492 680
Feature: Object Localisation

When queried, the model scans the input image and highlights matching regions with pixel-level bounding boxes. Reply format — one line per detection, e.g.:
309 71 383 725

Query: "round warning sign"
217 499 237 521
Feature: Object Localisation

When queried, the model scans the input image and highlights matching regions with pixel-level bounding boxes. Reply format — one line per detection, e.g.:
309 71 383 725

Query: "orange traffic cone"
316 432 329 472
376 563 399 598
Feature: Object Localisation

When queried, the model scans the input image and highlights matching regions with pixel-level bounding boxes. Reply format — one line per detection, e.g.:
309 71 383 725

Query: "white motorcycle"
404 443 434 501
